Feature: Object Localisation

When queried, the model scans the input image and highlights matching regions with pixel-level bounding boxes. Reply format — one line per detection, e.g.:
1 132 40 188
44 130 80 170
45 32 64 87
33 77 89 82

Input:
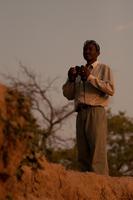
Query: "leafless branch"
2 63 74 150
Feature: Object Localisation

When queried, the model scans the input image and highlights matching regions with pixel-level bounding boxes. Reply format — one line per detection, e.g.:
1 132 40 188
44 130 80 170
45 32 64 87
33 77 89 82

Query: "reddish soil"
0 84 133 200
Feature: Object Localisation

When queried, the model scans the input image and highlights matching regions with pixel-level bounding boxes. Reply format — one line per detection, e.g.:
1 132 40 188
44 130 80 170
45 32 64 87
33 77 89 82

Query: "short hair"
83 40 100 53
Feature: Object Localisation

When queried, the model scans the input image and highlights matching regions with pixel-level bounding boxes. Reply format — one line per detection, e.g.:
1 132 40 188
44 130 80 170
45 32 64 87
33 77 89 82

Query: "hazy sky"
0 0 133 117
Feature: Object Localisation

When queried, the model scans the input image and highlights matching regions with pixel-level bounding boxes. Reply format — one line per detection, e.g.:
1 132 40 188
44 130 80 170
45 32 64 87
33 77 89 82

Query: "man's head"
83 40 100 64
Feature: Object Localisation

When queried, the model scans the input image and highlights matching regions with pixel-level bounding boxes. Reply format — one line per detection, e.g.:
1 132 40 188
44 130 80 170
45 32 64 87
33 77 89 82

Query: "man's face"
83 43 99 63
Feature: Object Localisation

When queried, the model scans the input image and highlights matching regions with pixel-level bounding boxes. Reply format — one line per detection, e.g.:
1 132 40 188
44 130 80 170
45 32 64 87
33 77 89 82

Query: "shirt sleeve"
87 66 115 96
62 79 75 100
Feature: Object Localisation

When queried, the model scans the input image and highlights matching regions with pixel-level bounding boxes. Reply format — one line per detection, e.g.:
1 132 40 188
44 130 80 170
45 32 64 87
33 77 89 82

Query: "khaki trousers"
76 106 108 175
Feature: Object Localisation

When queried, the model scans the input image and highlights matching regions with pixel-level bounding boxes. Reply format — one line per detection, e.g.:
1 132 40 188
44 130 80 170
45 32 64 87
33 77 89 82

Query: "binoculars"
75 65 87 81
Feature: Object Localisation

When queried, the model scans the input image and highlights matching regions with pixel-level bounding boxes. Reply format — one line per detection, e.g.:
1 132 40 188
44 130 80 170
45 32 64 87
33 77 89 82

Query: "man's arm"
87 65 114 96
62 67 78 100
62 79 75 100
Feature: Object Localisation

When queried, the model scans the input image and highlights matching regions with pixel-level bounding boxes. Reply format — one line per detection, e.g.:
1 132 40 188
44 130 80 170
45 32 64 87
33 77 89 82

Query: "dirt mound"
0 153 133 200
0 84 133 200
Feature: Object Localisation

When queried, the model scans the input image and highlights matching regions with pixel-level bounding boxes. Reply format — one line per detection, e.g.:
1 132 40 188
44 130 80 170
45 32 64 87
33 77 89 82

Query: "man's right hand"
68 67 78 82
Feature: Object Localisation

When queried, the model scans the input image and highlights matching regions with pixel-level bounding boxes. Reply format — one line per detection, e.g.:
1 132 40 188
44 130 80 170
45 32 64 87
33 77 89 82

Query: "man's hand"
80 66 90 81
68 67 78 82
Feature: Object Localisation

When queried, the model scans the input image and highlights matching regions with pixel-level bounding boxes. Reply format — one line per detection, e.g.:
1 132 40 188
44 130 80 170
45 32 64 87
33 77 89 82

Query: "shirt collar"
91 60 99 69
85 60 99 69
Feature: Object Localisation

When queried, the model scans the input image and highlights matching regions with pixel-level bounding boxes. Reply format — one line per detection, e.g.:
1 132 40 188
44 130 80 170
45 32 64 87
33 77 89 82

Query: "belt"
76 103 91 112
76 103 102 112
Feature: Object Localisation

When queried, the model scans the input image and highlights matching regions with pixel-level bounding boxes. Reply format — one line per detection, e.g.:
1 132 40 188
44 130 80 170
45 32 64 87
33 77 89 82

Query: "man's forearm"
87 66 115 96
88 75 114 96
62 80 75 100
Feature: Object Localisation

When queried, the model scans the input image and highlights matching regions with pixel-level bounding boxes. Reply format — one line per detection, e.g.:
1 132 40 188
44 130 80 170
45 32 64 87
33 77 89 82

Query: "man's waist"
76 103 103 112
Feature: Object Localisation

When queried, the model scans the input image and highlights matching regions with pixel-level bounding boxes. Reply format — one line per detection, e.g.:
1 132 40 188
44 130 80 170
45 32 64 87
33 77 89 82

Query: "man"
62 40 114 175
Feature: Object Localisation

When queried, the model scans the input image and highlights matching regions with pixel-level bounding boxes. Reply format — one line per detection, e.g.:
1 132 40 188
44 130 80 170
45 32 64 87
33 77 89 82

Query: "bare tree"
2 63 74 153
